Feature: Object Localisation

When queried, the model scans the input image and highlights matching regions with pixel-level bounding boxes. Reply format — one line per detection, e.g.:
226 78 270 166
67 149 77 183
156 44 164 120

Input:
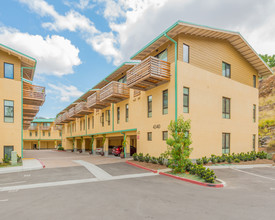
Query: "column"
82 138 86 153
104 137 109 156
125 135 131 158
73 138 76 152
93 138 97 155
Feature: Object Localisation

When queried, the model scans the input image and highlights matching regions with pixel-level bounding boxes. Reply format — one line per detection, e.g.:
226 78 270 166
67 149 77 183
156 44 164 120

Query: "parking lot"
0 150 274 220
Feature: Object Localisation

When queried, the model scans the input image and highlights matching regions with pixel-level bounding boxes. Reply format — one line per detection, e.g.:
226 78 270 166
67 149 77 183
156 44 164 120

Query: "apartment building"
55 21 272 159
23 118 62 149
0 43 45 159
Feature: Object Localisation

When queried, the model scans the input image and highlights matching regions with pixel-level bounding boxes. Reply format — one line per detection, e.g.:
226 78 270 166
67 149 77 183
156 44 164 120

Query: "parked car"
96 148 103 155
112 146 122 156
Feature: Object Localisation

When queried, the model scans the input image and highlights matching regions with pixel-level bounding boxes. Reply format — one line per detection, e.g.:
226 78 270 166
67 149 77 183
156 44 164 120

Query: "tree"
259 54 275 68
165 116 192 173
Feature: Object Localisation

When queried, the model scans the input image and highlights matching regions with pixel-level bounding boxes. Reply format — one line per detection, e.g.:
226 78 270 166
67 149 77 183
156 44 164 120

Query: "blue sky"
1 0 274 118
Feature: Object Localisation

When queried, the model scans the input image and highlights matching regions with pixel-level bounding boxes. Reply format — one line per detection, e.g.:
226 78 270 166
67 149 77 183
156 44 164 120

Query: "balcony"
75 102 93 115
23 104 39 113
100 81 130 103
23 116 34 121
62 112 73 123
28 125 38 130
126 56 170 91
55 115 63 125
23 121 31 130
41 125 51 131
54 125 62 131
23 82 46 106
68 107 78 119
87 91 109 109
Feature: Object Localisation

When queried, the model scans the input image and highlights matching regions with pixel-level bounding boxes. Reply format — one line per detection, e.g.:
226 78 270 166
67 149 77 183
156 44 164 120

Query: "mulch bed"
128 160 167 170
205 158 274 166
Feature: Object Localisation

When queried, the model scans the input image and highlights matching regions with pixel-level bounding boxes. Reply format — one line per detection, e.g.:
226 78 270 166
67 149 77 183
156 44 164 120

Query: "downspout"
112 103 114 132
164 33 178 123
21 65 36 159
85 115 87 135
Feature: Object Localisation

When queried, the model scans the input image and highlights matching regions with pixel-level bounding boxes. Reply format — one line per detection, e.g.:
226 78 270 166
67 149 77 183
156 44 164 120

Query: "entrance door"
4 146 14 160
33 144 37 149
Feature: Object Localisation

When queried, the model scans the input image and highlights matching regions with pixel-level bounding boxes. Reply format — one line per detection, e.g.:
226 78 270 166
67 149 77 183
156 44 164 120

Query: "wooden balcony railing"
55 115 63 125
126 56 170 91
68 107 78 119
75 102 93 116
23 116 34 121
23 82 46 106
62 112 73 123
87 91 109 109
28 125 38 130
41 125 51 131
54 125 62 131
100 81 130 103
23 104 39 113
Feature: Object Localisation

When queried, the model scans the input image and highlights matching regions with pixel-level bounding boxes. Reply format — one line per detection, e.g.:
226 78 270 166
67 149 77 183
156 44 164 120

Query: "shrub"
57 146 64 151
196 158 203 165
132 153 138 161
234 158 240 163
217 156 222 163
202 156 209 165
210 156 217 164
2 154 10 163
267 153 273 160
144 154 151 163
191 164 216 183
17 155 22 163
221 154 226 162
157 156 164 165
151 157 158 164
138 153 144 162
185 161 193 172
257 151 267 159
226 156 233 164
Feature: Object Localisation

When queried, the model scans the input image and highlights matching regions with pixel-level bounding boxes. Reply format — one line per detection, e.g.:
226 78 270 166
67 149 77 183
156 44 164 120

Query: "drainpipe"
164 33 178 123
112 103 114 132
21 66 36 159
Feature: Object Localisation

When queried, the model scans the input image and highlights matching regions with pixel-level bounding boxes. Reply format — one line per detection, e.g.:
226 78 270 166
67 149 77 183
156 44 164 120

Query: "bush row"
196 151 268 165
132 153 165 165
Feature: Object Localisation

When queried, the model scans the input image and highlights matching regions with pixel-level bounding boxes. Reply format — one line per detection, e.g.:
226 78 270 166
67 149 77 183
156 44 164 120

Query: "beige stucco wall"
0 51 22 157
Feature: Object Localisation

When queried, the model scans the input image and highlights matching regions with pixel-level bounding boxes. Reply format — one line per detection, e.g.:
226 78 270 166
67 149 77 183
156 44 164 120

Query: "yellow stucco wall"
0 50 22 157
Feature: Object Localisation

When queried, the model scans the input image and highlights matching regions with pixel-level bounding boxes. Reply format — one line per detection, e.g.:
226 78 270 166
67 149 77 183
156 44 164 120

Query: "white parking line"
0 199 8 202
231 168 275 181
0 181 26 186
0 172 158 192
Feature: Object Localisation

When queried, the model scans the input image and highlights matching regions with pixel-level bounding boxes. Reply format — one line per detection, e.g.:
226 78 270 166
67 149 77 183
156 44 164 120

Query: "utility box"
11 151 17 166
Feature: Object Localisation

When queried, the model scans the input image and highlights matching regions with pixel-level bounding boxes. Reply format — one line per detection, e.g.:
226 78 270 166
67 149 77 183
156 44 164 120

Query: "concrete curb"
126 161 158 173
159 172 224 188
37 159 46 168
0 159 43 174
205 164 273 169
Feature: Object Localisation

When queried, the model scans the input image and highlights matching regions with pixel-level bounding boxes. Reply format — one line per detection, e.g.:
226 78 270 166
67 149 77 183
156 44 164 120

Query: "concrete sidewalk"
0 158 44 174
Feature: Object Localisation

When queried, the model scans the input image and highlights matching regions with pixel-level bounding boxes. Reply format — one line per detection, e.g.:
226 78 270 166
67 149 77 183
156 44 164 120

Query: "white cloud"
0 26 81 76
47 83 83 102
64 0 95 10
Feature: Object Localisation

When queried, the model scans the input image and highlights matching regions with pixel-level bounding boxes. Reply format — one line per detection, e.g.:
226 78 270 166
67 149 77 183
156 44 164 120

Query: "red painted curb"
159 172 224 188
126 161 158 173
37 159 46 168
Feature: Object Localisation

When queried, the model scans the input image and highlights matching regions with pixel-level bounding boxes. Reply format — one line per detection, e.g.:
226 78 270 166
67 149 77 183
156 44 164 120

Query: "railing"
41 125 51 130
68 107 76 118
87 91 109 109
127 56 170 91
75 102 93 115
55 115 63 125
23 104 39 112
28 125 38 130
23 116 34 121
23 82 46 106
61 112 73 123
100 81 130 103
54 125 62 130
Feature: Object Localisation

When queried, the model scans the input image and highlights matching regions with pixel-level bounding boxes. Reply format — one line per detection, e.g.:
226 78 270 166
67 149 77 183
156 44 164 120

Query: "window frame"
253 134 256 151
125 104 129 122
4 100 14 123
147 132 152 141
222 97 231 119
117 107 120 124
162 90 168 115
92 116 94 129
183 44 190 63
4 146 14 160
155 49 167 61
162 131 168 141
88 117 90 130
183 87 189 113
106 110 110 125
101 113 104 127
222 62 231 78
147 95 152 118
222 133 230 154
253 75 256 88
4 62 14 79
253 104 256 123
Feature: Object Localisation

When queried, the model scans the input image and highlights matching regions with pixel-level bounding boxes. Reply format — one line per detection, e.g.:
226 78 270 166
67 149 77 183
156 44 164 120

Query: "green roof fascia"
32 118 55 123
130 20 239 60
92 61 139 89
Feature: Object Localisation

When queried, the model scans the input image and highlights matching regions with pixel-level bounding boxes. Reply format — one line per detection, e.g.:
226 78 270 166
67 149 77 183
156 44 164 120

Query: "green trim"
0 43 37 62
66 128 137 139
32 118 55 123
164 34 178 123
23 139 62 141
112 103 114 132
22 78 33 84
85 115 87 135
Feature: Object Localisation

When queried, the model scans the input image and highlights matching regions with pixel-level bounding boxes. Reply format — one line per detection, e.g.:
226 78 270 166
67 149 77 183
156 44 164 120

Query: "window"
155 49 167 61
253 104 256 123
125 104 129 122
80 120 82 131
43 131 45 136
183 87 189 113
118 75 127 83
148 95 152 118
83 119 85 130
4 63 14 79
253 75 256 88
183 44 189 63
101 113 104 127
117 107 120 124
222 62 231 78
222 133 230 154
30 132 32 137
162 131 168 141
162 90 168 115
59 132 62 137
4 100 14 123
35 131 38 137
92 116 94 129
106 110 110 125
253 134 256 151
88 118 90 129
222 97 230 119
4 146 14 160
48 132 51 137
147 132 152 141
